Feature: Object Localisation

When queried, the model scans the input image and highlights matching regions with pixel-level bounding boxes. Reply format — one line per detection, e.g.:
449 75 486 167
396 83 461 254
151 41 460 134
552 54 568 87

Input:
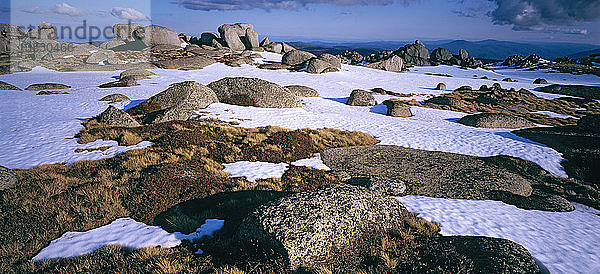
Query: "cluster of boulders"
430 47 484 68
412 82 600 127
344 89 413 117
280 50 342 73
95 77 313 126
335 41 485 73
501 54 546 68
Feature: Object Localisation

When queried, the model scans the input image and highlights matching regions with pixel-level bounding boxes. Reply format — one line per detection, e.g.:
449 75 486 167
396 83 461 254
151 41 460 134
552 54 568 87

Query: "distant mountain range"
287 39 600 61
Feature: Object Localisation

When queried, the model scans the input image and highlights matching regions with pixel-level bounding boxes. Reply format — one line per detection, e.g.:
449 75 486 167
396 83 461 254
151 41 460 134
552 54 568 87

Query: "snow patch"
291 153 331 170
534 111 576 119
222 161 289 182
396 196 600 274
32 218 224 261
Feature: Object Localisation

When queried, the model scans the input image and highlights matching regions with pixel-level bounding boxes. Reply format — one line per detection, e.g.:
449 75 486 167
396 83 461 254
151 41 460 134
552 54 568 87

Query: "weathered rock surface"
458 113 536 129
435 83 447 90
99 94 131 103
321 145 534 199
153 55 216 70
208 77 301 108
96 105 140 127
578 114 600 133
318 53 342 70
383 99 413 117
25 83 71 91
0 81 21 90
0 165 17 191
285 85 320 97
346 89 376 106
393 40 430 66
120 69 156 80
236 184 413 268
127 81 218 123
306 58 337 74
134 25 181 48
99 76 138 88
539 84 600 100
365 55 403 72
282 50 317 67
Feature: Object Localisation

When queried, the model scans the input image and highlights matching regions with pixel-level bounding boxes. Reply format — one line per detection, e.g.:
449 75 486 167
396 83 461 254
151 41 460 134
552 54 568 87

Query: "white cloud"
110 7 150 21
23 7 45 14
53 3 90 17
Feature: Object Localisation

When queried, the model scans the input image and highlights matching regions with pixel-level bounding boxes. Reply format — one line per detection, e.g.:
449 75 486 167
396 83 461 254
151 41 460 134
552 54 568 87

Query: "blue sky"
3 0 600 44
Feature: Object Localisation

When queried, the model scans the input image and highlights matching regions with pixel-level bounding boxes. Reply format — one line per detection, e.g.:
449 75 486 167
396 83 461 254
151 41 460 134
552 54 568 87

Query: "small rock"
99 76 138 88
96 105 140 127
533 78 548 84
100 94 131 103
36 90 69 95
346 89 376 106
435 83 446 90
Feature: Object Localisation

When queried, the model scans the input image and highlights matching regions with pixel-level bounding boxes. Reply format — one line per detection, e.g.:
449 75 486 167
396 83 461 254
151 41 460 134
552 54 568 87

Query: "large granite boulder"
306 58 337 74
393 40 430 66
236 184 414 269
134 25 181 48
96 105 140 127
208 77 301 108
218 24 245 51
458 113 536 129
282 50 316 67
346 89 377 106
127 81 218 123
318 53 342 70
383 99 412 117
0 165 17 191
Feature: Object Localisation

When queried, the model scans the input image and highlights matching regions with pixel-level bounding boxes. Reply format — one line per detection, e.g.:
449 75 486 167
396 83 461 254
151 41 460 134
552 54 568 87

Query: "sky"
2 0 599 44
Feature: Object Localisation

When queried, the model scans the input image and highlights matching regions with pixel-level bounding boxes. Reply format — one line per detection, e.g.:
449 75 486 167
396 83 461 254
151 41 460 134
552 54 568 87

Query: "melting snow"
32 218 224 261
291 153 331 170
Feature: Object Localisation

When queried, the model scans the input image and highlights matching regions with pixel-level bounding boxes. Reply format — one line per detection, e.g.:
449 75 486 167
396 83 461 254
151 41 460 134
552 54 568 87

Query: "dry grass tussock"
0 120 378 272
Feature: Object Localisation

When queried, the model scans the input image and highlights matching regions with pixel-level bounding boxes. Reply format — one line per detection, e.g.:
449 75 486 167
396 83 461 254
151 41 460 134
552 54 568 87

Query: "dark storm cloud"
170 0 407 11
488 0 600 30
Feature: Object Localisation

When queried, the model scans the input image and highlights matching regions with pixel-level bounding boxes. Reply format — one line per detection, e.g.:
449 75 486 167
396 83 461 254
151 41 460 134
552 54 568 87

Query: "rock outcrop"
282 50 316 67
208 77 302 108
99 94 131 103
393 40 430 66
